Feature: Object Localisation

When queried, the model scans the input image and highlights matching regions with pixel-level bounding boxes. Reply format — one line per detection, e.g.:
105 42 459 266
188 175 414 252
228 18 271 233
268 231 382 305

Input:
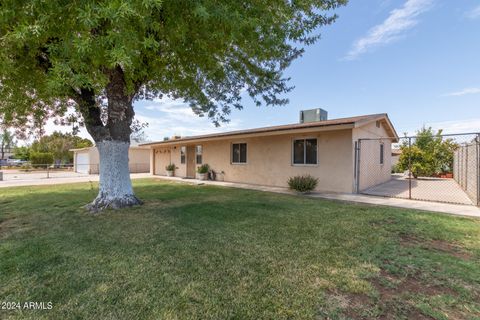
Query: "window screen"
196 145 202 164
232 143 247 163
380 144 384 165
180 146 186 164
293 139 305 164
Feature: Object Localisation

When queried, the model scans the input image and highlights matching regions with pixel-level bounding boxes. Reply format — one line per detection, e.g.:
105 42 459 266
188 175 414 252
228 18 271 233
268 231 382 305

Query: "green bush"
197 164 210 174
287 175 318 193
30 152 54 168
165 163 175 171
14 146 31 161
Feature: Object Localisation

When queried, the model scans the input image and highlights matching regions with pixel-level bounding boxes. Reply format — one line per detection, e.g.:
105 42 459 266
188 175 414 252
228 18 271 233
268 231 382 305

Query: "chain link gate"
355 132 480 206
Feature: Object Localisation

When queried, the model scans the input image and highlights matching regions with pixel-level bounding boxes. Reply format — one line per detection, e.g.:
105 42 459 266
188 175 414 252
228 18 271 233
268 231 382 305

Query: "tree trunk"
75 67 143 213
85 140 142 212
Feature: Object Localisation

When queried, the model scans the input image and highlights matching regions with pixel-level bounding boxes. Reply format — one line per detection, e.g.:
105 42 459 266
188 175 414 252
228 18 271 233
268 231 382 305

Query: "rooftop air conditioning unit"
299 108 328 123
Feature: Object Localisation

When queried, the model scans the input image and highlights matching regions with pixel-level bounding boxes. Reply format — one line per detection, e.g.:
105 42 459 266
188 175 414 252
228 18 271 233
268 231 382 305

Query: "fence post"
47 165 50 179
355 140 361 193
477 134 480 206
408 137 412 200
466 144 469 191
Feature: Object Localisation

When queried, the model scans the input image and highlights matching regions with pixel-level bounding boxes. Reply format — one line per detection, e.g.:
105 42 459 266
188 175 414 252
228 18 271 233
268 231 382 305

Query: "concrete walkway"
152 176 480 218
309 193 480 218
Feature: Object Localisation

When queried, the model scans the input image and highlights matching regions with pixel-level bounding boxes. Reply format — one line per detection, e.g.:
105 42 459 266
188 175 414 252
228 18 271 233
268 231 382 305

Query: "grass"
1 178 480 319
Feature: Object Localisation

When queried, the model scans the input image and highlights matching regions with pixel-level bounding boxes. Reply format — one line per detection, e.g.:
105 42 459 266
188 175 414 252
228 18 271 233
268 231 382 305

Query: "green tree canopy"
31 131 93 163
0 0 346 130
13 146 30 161
0 128 16 159
0 0 347 210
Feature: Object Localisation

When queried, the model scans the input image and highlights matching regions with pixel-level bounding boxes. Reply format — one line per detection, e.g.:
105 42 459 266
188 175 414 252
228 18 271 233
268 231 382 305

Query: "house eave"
142 123 355 148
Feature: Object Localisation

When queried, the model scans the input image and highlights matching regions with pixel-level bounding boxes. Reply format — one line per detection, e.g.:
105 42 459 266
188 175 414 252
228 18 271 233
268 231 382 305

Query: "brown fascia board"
140 113 393 147
141 123 356 147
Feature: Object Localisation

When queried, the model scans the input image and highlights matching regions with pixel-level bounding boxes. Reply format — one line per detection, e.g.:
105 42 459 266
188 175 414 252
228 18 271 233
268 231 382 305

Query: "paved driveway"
363 174 473 205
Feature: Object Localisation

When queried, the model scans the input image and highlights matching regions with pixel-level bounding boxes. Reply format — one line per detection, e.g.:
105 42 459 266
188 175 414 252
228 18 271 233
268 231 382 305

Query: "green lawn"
1 179 479 319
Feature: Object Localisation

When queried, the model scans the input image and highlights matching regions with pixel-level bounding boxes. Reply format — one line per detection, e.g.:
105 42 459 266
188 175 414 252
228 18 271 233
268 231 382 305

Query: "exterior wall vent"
299 108 328 123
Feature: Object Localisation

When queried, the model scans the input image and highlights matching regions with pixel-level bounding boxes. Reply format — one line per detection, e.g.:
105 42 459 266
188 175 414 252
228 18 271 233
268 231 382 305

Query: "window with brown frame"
232 143 247 164
292 138 317 165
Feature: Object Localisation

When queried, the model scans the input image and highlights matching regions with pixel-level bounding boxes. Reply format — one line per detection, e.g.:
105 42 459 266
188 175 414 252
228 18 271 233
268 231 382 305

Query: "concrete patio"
362 174 474 205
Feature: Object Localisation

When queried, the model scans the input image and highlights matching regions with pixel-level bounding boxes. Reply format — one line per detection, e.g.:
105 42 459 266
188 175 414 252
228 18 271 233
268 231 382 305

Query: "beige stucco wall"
153 129 355 193
128 148 151 173
74 146 150 174
153 145 187 177
391 155 400 167
352 121 393 191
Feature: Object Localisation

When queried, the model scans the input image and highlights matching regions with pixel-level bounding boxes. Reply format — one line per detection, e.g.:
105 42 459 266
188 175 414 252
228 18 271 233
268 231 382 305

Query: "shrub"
30 152 54 168
165 163 175 171
287 175 318 193
197 164 210 174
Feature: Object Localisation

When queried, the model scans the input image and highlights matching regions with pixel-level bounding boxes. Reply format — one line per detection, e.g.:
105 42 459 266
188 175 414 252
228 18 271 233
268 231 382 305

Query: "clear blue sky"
52 0 480 141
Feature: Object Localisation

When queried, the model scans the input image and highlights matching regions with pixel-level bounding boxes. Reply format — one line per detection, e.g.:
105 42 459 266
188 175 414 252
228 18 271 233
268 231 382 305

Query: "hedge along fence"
453 142 479 206
30 152 54 168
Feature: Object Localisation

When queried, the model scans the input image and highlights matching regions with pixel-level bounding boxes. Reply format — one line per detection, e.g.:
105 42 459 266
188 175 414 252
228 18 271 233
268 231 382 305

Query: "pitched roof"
140 113 398 146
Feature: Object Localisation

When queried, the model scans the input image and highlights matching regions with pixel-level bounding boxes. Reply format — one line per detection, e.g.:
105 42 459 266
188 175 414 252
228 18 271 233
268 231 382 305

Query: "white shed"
71 145 151 174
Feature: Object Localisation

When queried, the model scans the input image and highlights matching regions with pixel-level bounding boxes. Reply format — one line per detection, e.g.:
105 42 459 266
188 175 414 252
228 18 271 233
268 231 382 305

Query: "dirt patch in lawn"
336 269 458 320
0 218 16 238
400 234 472 260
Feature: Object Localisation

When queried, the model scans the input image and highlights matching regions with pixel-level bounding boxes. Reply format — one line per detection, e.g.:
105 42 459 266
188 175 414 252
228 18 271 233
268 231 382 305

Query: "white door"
76 153 90 174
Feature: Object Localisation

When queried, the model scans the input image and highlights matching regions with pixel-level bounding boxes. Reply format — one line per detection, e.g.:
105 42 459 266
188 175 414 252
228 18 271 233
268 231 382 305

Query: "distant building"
0 147 15 160
391 148 402 167
70 145 150 174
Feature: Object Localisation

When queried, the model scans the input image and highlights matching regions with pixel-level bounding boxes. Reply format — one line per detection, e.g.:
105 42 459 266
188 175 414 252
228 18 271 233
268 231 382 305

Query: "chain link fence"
356 133 480 206
0 163 150 182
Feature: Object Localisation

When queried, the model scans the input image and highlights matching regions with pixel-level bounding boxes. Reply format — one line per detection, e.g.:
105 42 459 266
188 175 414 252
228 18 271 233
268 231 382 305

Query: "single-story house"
71 145 150 174
141 112 398 193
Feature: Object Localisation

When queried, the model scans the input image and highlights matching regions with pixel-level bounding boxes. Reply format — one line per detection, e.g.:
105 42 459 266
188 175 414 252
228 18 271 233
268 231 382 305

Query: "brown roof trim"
140 113 397 147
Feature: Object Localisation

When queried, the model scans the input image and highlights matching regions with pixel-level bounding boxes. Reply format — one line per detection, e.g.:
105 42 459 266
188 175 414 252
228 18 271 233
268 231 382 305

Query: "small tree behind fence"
357 131 480 206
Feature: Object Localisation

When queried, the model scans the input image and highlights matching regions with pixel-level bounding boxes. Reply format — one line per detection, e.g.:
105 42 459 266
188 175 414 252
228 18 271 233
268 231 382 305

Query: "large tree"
31 131 93 163
0 0 347 211
0 128 16 160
